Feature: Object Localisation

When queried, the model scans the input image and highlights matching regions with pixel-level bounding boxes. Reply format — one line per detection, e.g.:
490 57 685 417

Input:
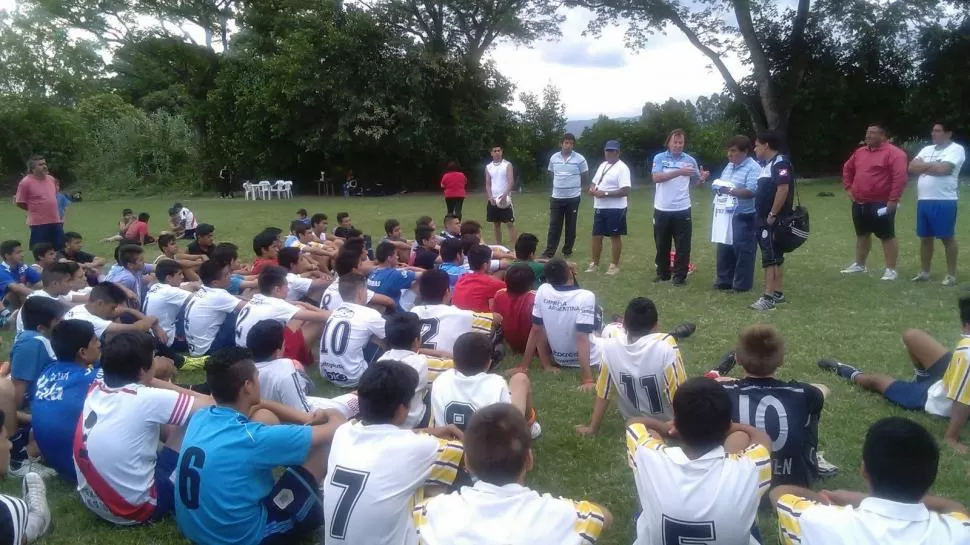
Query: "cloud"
540 41 628 68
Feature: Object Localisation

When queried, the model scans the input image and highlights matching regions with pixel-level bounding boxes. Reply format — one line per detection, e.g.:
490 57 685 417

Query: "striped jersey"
378 349 454 428
925 336 970 417
410 304 493 356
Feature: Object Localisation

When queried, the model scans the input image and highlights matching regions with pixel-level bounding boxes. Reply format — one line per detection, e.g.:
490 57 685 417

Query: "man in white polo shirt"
586 140 631 276
543 133 589 259
909 121 966 286
484 145 517 246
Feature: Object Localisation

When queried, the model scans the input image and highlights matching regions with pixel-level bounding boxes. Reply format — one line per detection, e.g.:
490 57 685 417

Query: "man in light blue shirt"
713 135 761 292
543 133 589 258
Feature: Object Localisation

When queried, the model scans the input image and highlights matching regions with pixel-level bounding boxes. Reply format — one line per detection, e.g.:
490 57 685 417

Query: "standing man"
484 145 517 245
543 133 589 259
910 122 966 286
713 135 762 292
218 165 232 199
15 156 64 252
651 129 708 285
585 140 631 276
750 130 795 312
840 124 909 281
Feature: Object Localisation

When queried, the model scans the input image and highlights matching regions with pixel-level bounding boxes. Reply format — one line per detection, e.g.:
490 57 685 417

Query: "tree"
515 84 568 181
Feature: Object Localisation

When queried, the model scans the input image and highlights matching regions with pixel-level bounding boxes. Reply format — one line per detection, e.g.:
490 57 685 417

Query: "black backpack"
775 180 809 252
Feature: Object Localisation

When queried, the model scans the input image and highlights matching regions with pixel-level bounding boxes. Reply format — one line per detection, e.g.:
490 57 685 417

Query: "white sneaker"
840 263 867 274
911 271 931 282
815 451 840 478
880 269 898 281
584 263 598 273
8 458 57 479
606 264 620 276
943 275 958 286
22 472 51 542
530 421 542 439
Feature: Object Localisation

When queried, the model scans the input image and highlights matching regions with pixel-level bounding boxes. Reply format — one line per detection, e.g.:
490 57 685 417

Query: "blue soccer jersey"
31 362 101 483
438 263 470 289
9 331 56 406
174 406 312 545
367 267 417 310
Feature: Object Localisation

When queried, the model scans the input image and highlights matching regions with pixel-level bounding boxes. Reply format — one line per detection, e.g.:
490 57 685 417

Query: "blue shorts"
916 200 958 239
592 208 627 237
884 351 952 410
149 447 179 522
259 466 324 545
228 274 244 295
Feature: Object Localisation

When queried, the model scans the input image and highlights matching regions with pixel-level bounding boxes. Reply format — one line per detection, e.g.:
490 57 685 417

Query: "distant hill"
565 116 638 139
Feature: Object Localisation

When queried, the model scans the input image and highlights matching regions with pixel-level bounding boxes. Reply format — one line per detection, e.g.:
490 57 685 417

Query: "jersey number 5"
328 466 370 540
662 515 716 545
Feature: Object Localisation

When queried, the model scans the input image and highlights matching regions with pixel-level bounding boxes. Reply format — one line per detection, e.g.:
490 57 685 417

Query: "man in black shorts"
484 146 517 245
750 130 795 311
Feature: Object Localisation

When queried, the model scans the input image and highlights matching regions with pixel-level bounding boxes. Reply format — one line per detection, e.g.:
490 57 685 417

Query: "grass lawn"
2 179 970 545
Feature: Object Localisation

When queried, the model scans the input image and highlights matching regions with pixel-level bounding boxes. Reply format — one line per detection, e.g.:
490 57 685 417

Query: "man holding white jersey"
484 145 517 246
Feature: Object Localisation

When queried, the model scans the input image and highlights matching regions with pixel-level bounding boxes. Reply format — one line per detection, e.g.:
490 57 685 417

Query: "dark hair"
376 241 397 263
118 244 144 267
465 404 530 486
311 213 327 225
737 324 785 376
491 144 503 151
199 260 228 286
42 261 77 286
868 122 889 136
504 264 534 295
168 207 177 217
122 208 134 215
445 161 460 172
460 220 482 237
460 235 480 257
454 332 492 374
415 226 435 245
247 320 285 361
89 281 127 305
384 218 400 236
384 312 421 350
755 130 784 152
933 121 954 133
205 346 257 404
416 216 433 227
51 319 96 362
864 417 939 502
357 361 418 423
157 234 176 250
258 266 289 295
514 233 538 260
338 272 367 301
114 240 141 262
262 226 283 238
467 245 492 272
253 231 277 256
343 237 365 257
277 247 301 270
543 258 570 286
726 135 752 153
336 212 349 223
440 238 464 262
624 297 658 337
1 240 22 258
196 223 215 237
334 250 360 277
444 214 459 225
959 297 970 326
297 208 308 216
21 296 65 331
672 377 733 452
27 155 45 169
137 212 150 222
101 331 155 382
665 128 687 145
291 222 310 236
212 243 238 268
347 228 363 238
562 132 576 143
31 242 55 261
418 269 450 303
155 259 183 283
64 232 83 243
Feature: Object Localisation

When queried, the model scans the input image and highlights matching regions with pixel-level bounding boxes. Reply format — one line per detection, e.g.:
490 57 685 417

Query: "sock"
836 363 860 380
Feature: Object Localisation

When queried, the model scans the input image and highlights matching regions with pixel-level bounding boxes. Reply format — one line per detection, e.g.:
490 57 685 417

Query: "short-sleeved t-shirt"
452 273 506 313
511 260 545 288
595 327 686 422
430 370 510 430
531 284 601 368
57 249 96 264
321 277 376 311
124 221 149 241
590 160 632 209
32 362 101 483
234 294 299 347
178 208 198 230
187 241 213 257
63 304 113 339
491 289 535 354
548 150 590 199
925 336 970 417
143 283 192 346
175 406 312 545
367 267 418 310
755 154 795 221
250 258 279 275
651 151 699 212
184 287 241 356
0 262 41 299
439 263 470 288
286 273 313 302
15 290 68 336
319 303 386 387
255 358 312 413
410 304 494 356
15 175 61 226
915 142 967 201
10 330 56 404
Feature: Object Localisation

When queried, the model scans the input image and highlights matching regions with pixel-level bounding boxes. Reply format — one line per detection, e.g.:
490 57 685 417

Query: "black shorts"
486 202 515 223
259 466 324 545
758 224 784 268
852 202 895 240
592 208 627 237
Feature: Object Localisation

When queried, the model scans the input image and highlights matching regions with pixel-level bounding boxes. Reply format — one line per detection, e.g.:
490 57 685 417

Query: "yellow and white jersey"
430 369 510 430
626 423 772 545
595 325 687 421
323 422 464 545
776 494 970 545
410 304 493 355
925 336 970 417
413 481 606 545
378 348 454 429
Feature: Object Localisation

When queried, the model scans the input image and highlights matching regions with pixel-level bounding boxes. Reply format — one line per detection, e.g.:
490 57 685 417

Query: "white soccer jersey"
532 284 601 368
256 357 312 412
321 277 376 311
378 349 454 429
776 494 970 545
233 293 299 347
410 304 493 356
319 303 386 387
323 422 464 545
414 481 607 545
142 283 192 347
486 160 511 198
430 369 510 430
179 207 197 230
74 380 193 525
286 273 313 302
183 286 240 356
63 304 113 339
595 325 687 421
15 290 66 336
626 423 772 545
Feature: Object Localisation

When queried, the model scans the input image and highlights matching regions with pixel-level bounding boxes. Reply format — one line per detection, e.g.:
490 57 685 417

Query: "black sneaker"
773 292 787 304
668 322 696 340
713 350 737 377
653 276 670 283
672 277 686 286
817 358 859 380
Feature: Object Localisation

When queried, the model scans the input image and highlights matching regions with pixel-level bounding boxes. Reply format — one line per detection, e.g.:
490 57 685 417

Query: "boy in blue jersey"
0 240 42 317
438 238 469 288
32 319 101 483
368 242 421 311
175 346 346 545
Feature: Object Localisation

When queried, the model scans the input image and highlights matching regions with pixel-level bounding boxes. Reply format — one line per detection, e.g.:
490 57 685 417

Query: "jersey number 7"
328 466 370 540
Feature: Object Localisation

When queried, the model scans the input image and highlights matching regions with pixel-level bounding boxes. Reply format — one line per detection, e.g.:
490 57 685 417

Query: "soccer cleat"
817 358 860 380
584 262 598 273
943 275 958 286
22 472 51 542
530 421 542 440
668 322 696 340
8 458 57 479
749 296 776 311
912 271 931 282
880 269 898 281
711 350 737 377
815 451 839 478
840 263 867 274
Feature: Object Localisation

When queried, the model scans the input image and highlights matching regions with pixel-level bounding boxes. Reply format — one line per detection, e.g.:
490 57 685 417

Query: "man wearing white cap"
586 140 631 276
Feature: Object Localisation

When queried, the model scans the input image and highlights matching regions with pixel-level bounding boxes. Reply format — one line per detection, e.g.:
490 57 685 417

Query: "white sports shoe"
584 263 598 273
8 458 57 479
530 421 542 440
606 264 620 276
22 472 51 542
840 263 867 274
943 275 958 286
880 269 898 281
911 271 931 282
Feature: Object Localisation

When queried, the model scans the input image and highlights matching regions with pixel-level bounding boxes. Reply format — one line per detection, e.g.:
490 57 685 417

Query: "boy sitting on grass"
63 281 163 342
183 261 247 357
452 245 507 313
29 243 56 274
155 234 206 282
382 218 414 262
250 230 281 275
277 247 330 304
0 240 42 316
143 259 196 366
438 238 469 289
440 214 461 240
285 221 336 269
187 223 216 258
123 212 154 246
15 262 85 336
491 264 536 355
413 226 440 270
101 208 134 243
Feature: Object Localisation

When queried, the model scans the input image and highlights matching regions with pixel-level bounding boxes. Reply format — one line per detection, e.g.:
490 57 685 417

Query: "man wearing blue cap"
585 140 631 276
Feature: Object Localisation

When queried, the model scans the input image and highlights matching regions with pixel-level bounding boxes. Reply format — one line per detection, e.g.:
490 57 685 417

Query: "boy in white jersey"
378 313 453 428
14 262 84 336
321 250 394 312
627 377 772 545
142 260 195 366
411 269 496 358
484 145 517 245
234 266 329 366
514 258 601 390
431 332 540 438
319 273 386 387
63 281 161 341
183 260 246 356
773 417 970 544
415 403 610 544
576 297 687 436
74 331 210 525
277 247 330 304
323 361 464 545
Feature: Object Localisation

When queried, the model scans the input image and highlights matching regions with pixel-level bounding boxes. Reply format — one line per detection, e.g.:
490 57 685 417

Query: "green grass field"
2 181 970 545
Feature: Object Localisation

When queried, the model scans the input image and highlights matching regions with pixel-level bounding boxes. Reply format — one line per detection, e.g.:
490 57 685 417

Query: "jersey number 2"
329 467 370 539
419 318 440 350
178 447 206 510
619 373 663 414
662 515 716 545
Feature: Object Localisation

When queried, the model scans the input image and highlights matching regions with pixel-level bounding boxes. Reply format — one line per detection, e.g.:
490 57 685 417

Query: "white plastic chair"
271 180 286 199
282 181 294 199
257 180 272 200
242 182 257 201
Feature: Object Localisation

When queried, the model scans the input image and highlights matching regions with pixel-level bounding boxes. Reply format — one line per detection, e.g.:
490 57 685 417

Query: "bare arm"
484 168 492 201
724 422 772 453
505 163 515 196
771 185 791 215
4 283 34 298
575 332 594 388
944 401 970 453
926 162 957 176
293 308 330 322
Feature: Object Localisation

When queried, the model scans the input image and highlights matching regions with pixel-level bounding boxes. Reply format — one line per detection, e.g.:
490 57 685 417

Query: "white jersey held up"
532 284 601 368
430 370 510 430
319 302 386 387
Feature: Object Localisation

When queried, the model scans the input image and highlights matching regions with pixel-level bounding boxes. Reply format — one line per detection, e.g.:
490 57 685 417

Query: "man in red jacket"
840 124 909 281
